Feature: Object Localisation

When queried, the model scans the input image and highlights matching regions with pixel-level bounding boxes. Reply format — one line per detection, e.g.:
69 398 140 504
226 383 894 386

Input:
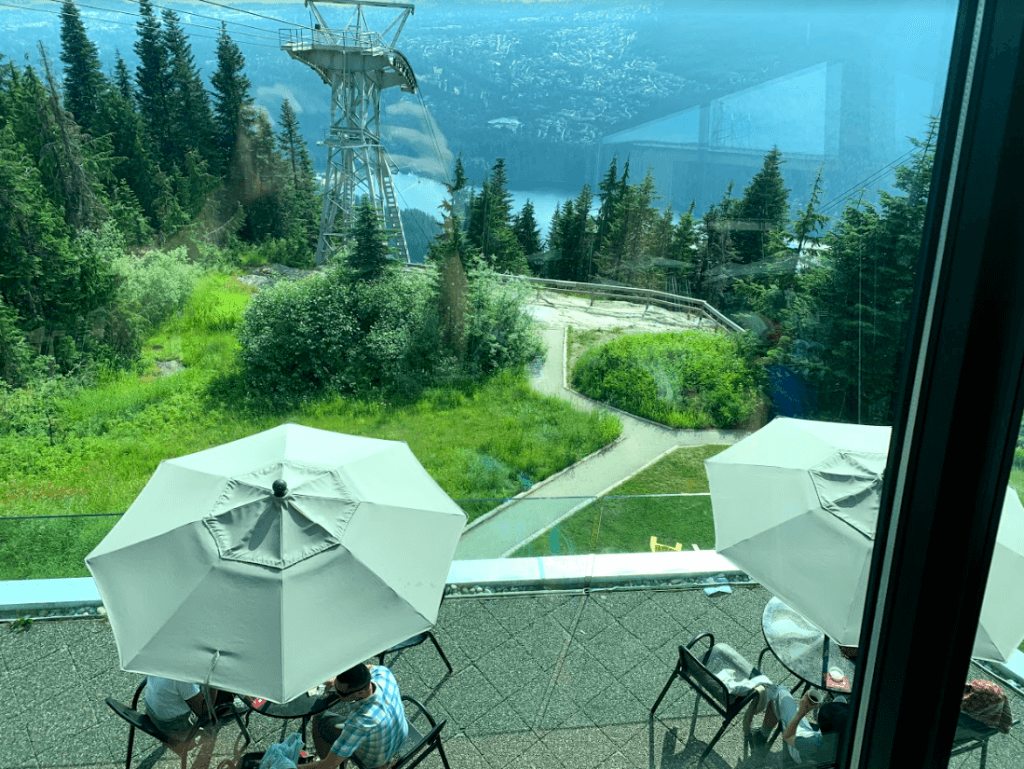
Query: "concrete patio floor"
1 585 1021 769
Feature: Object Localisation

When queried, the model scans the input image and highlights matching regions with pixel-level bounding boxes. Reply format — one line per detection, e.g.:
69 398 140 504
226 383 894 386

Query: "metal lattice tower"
281 1 418 265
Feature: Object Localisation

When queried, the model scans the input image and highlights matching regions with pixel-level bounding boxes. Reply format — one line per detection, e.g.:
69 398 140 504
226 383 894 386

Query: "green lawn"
0 272 621 580
509 444 730 557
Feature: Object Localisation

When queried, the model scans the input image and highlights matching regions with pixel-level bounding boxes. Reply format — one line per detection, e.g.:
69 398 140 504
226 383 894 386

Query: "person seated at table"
750 684 849 764
307 663 408 769
143 676 237 742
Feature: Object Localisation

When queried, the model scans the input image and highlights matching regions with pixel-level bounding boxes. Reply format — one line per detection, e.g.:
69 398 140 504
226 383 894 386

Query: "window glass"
1 0 986 701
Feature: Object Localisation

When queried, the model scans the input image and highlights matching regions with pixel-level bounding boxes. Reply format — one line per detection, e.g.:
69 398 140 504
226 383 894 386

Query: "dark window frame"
845 0 1024 767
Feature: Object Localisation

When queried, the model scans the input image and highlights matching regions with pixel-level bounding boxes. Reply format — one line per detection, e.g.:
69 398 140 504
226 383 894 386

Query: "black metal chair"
378 632 453 674
378 594 453 674
949 713 1020 769
105 679 251 769
391 695 453 769
651 632 770 766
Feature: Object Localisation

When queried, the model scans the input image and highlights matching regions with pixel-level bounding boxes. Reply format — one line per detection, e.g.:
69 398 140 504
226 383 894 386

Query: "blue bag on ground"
260 732 304 769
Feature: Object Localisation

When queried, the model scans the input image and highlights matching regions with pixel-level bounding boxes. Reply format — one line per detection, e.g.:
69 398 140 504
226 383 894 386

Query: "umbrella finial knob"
272 480 288 498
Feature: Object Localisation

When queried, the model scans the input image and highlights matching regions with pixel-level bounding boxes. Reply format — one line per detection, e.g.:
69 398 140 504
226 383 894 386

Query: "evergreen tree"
670 201 699 294
277 98 319 245
174 148 218 223
102 73 181 233
133 0 172 169
162 9 218 170
59 0 107 137
567 185 594 282
695 184 740 305
546 203 560 252
512 200 542 257
211 23 254 177
734 146 789 265
35 47 108 232
809 126 936 424
547 200 574 279
113 52 133 104
603 168 657 280
451 153 469 222
348 197 393 281
0 119 115 370
792 165 829 258
400 208 441 264
594 155 620 257
466 158 526 274
240 108 288 242
467 177 491 252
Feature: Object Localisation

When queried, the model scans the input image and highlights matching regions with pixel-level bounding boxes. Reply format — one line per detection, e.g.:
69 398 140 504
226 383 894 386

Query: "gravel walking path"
454 292 750 559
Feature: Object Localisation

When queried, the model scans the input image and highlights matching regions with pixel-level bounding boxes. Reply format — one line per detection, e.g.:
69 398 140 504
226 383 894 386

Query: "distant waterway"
393 173 576 238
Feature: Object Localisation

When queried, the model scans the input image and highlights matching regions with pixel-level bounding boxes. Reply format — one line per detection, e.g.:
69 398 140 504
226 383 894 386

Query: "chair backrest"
394 720 446 769
677 644 730 713
395 694 450 769
105 697 174 747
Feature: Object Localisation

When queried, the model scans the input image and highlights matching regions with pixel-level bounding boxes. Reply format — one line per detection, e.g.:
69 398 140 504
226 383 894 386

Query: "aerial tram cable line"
39 0 283 44
124 0 283 37
11 1 281 49
195 0 314 29
816 147 917 217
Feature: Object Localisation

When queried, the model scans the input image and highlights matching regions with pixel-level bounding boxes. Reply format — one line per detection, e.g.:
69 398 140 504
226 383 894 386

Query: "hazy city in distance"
2 0 955 228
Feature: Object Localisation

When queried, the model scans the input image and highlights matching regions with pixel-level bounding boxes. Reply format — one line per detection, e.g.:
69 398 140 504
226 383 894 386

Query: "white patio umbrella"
707 417 1024 662
86 423 467 703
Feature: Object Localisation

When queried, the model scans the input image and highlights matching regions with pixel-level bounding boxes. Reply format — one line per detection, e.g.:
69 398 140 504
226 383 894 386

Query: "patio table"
762 596 856 695
244 688 342 743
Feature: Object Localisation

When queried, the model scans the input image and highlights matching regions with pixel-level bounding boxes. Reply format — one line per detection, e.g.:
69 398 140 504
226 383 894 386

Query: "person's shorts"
145 706 196 742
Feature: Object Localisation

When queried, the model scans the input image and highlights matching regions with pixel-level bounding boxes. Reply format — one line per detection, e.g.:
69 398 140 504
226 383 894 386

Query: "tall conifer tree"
162 9 217 169
594 156 619 256
133 0 172 169
211 23 254 176
348 197 393 281
734 146 789 264
512 200 542 258
113 52 133 104
59 1 106 136
277 99 319 245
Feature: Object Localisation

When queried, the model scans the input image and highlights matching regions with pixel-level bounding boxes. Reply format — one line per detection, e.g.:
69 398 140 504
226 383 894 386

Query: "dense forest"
0 1 322 384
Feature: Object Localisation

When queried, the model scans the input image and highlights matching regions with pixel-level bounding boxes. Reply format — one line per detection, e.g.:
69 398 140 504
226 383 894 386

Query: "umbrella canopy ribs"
86 423 467 703
707 417 1024 662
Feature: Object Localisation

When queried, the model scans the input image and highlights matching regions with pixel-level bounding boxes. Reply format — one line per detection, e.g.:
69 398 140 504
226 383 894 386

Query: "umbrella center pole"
202 650 222 719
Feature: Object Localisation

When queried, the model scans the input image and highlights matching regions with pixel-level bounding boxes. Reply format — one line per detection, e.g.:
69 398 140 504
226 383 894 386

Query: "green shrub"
238 264 542 403
0 296 33 387
111 243 201 332
571 330 764 429
463 269 544 376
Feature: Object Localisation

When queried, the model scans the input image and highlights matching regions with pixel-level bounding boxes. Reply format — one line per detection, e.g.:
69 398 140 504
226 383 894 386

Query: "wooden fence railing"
405 263 743 333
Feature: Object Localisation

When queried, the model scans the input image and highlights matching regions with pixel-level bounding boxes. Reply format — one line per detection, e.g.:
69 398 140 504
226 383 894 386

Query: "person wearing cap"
748 684 849 764
306 663 408 769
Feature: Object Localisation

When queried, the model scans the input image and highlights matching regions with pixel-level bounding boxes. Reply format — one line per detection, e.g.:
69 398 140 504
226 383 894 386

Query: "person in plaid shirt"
306 664 408 769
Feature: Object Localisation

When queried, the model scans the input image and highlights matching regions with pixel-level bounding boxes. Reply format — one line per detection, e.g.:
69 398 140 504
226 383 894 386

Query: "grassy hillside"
0 272 621 579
